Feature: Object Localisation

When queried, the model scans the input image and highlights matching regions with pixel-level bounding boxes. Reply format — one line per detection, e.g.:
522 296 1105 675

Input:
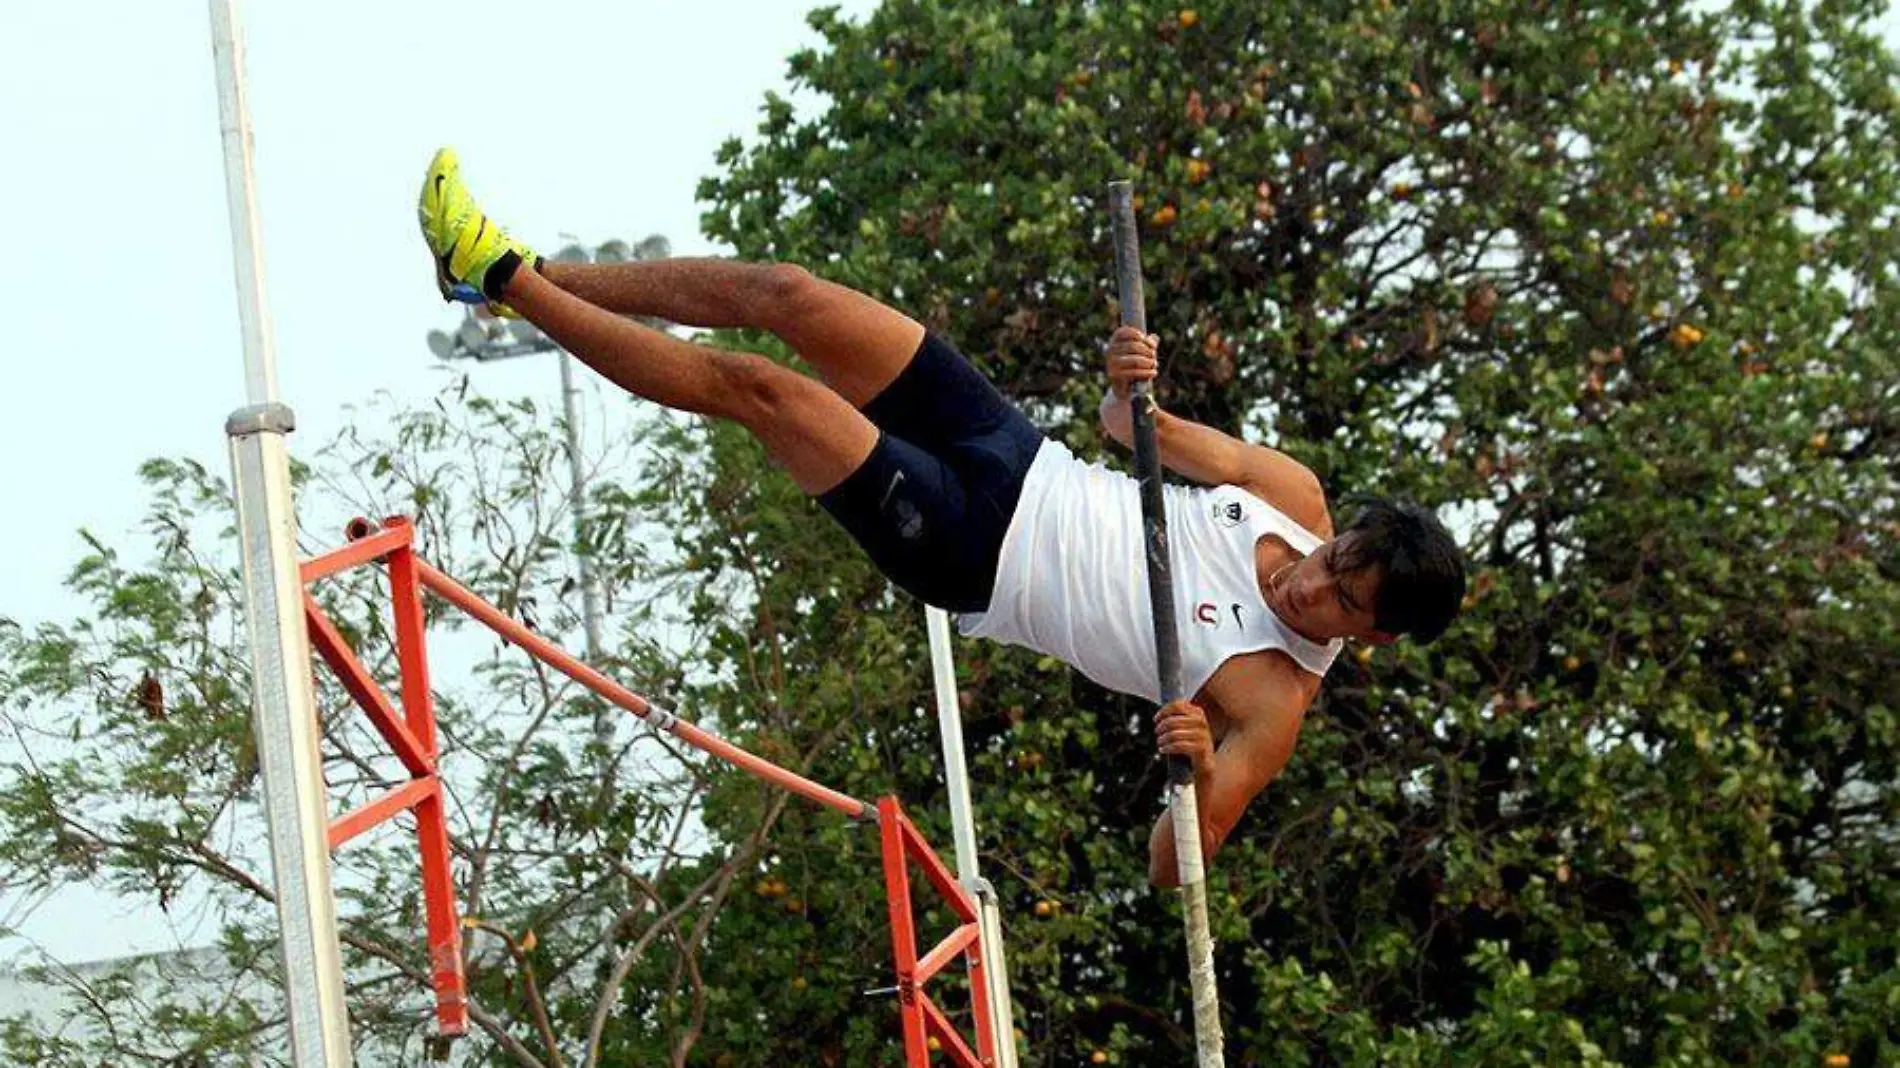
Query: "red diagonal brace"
303 594 432 777
899 814 979 922
923 994 986 1067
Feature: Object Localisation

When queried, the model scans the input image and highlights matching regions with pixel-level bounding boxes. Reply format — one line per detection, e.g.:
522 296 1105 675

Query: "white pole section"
924 607 1019 1068
211 0 277 409
558 352 613 753
925 608 980 876
210 2 354 1064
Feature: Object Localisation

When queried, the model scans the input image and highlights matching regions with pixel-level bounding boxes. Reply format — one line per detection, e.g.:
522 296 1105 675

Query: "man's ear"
1365 631 1400 646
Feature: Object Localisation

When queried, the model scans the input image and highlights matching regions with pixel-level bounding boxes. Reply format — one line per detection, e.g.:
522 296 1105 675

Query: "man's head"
1267 497 1467 644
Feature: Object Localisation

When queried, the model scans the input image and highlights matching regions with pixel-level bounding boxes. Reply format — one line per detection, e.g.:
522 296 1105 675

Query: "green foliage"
2 1 1897 1066
678 0 1900 1065
0 391 732 1066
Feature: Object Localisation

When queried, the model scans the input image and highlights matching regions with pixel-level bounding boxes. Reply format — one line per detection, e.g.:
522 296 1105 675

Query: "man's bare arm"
1147 694 1310 889
1100 327 1328 532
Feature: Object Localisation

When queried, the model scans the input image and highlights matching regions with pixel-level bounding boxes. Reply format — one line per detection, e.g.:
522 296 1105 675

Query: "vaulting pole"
210 1 354 1063
1107 180 1226 1068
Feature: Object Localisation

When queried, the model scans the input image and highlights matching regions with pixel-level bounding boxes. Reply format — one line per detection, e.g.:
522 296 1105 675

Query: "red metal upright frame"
879 796 998 1068
297 517 1008 1061
300 517 467 1036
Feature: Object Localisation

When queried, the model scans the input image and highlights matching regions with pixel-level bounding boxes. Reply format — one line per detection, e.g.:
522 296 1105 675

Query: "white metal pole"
558 351 612 752
558 352 605 665
925 607 1019 1068
210 2 353 1064
925 608 980 875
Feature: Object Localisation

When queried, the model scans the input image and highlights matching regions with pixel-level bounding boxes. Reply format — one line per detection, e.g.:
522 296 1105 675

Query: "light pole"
425 237 669 763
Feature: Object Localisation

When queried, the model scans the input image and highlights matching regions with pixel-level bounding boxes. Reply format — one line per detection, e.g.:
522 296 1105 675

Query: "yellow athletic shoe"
417 147 539 316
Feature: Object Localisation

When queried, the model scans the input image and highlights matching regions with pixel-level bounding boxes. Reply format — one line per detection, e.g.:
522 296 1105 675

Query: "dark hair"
1333 497 1467 642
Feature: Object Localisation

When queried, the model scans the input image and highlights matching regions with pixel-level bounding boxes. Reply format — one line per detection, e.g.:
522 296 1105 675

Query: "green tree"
675 0 1899 1065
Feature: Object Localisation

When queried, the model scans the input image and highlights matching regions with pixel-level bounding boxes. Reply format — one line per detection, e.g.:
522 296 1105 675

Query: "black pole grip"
1108 181 1192 788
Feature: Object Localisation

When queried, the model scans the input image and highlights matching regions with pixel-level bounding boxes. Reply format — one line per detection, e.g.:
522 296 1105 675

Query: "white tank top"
960 441 1342 703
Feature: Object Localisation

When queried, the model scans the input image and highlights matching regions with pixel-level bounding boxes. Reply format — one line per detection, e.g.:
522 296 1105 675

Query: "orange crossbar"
411 556 875 822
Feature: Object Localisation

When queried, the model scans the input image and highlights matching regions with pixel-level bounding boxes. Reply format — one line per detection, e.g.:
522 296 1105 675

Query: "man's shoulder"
1203 647 1323 718
1232 461 1333 539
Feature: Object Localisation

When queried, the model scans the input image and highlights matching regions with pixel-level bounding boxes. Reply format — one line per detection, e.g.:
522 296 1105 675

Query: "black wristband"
482 250 525 301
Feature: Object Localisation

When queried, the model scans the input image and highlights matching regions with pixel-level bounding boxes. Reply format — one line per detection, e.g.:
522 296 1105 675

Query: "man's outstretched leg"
419 148 876 495
419 147 1047 613
534 258 926 410
506 270 879 493
531 256 1038 479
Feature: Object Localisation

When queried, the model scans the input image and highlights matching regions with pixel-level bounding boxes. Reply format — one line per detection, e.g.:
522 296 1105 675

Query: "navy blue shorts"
816 333 1044 612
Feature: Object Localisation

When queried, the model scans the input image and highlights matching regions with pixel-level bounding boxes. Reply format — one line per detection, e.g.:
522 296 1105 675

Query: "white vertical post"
925 609 980 876
210 2 353 1064
557 351 612 747
925 607 1019 1068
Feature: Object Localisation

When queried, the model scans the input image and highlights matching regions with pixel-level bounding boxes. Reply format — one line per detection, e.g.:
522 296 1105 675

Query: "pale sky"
0 0 873 965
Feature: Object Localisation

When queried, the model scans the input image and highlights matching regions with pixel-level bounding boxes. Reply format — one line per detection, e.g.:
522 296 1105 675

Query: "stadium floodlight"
456 317 489 351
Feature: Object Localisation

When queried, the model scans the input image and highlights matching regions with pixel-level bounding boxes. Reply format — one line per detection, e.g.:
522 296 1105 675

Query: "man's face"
1270 537 1395 644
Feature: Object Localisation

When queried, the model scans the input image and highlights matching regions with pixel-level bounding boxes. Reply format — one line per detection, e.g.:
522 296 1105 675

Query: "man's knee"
713 350 802 424
755 262 822 323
